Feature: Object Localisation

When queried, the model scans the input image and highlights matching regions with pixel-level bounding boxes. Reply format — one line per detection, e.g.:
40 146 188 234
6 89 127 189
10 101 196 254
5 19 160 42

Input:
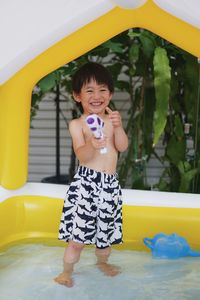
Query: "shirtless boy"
54 62 128 287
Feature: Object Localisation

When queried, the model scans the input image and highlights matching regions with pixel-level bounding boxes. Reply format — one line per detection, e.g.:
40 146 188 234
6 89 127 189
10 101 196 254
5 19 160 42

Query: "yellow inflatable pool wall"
0 0 200 250
1 187 200 251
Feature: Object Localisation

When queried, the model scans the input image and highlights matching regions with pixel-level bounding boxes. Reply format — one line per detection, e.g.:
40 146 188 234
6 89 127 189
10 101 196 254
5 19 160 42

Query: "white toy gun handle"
86 114 107 154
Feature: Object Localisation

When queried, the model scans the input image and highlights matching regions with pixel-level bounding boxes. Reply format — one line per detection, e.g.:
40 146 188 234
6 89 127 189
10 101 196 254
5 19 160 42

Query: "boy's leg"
95 246 121 277
54 240 84 287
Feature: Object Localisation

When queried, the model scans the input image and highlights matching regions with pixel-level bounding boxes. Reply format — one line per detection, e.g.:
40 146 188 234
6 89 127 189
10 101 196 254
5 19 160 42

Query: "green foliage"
32 28 200 193
153 47 171 145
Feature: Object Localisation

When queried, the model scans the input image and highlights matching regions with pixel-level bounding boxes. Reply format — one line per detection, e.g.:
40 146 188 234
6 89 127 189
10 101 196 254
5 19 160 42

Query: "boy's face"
73 79 112 115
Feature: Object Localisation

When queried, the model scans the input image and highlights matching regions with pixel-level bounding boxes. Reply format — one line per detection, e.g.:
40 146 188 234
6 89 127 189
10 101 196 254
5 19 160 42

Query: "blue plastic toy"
143 233 200 259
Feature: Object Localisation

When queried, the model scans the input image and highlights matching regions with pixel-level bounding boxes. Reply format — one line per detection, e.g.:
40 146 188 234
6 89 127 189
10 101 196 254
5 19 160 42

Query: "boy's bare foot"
54 273 74 287
97 262 121 277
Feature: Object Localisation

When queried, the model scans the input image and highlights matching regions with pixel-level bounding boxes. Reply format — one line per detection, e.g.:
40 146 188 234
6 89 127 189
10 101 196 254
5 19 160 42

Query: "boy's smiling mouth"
90 101 104 107
89 101 104 107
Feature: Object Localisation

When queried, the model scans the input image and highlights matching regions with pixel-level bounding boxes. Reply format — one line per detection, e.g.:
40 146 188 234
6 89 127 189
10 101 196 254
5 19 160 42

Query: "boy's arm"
69 119 106 163
69 119 94 163
105 107 128 153
113 126 129 152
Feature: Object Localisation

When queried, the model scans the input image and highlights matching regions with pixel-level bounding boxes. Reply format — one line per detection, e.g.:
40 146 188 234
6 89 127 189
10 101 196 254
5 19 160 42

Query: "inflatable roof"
0 0 200 189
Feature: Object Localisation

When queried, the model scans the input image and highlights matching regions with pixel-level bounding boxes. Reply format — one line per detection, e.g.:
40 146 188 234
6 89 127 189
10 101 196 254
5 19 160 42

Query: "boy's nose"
93 90 100 99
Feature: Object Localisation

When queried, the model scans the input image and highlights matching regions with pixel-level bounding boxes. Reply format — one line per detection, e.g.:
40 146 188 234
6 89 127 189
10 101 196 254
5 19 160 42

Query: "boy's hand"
91 136 107 150
105 107 122 129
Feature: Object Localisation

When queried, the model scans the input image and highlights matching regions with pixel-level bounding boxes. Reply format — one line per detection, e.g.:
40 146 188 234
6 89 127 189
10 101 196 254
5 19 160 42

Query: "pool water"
0 244 200 300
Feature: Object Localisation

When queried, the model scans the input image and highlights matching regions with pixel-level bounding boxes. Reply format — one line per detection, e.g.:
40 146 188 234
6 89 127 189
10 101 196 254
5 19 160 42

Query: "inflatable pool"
0 0 200 251
1 183 200 251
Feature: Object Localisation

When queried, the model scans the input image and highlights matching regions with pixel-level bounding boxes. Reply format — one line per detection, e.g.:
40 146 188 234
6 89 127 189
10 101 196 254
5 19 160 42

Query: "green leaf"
129 43 140 64
153 47 171 145
143 87 156 155
139 31 156 59
89 46 109 58
174 115 184 139
178 161 200 192
60 63 76 77
115 80 130 92
107 63 122 81
166 135 186 165
38 73 57 93
129 43 140 76
127 31 140 39
102 40 124 53
156 176 170 191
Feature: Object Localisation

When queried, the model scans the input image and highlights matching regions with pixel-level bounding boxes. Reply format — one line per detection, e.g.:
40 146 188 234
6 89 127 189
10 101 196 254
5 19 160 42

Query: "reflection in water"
0 244 200 300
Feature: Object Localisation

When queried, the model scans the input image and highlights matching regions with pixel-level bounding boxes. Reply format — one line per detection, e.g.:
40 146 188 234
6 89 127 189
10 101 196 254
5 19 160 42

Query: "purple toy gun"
86 114 107 154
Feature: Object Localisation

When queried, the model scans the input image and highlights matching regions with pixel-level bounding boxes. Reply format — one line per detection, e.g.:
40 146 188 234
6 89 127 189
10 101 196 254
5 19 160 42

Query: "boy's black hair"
72 62 114 94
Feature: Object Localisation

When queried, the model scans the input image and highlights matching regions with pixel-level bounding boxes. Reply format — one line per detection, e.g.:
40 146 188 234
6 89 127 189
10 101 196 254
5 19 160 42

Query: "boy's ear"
73 92 81 103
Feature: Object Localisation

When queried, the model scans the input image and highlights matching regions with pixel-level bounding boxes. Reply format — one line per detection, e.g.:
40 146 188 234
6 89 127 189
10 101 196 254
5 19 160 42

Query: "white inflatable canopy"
0 0 114 84
0 0 200 85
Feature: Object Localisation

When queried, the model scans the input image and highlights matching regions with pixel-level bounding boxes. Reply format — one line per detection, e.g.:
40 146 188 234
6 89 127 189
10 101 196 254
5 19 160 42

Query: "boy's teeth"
92 102 101 106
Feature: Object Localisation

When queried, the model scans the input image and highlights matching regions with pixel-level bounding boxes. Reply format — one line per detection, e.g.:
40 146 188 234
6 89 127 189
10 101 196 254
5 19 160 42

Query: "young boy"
54 62 128 287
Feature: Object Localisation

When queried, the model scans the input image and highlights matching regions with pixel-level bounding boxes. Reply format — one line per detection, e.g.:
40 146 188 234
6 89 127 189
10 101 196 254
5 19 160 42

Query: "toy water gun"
86 114 107 154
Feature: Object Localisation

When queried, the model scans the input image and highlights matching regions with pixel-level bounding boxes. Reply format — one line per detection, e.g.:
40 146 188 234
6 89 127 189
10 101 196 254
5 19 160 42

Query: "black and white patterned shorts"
58 166 123 249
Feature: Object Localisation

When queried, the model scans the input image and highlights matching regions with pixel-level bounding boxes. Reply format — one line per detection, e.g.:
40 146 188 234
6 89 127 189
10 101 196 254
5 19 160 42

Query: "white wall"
29 93 72 182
